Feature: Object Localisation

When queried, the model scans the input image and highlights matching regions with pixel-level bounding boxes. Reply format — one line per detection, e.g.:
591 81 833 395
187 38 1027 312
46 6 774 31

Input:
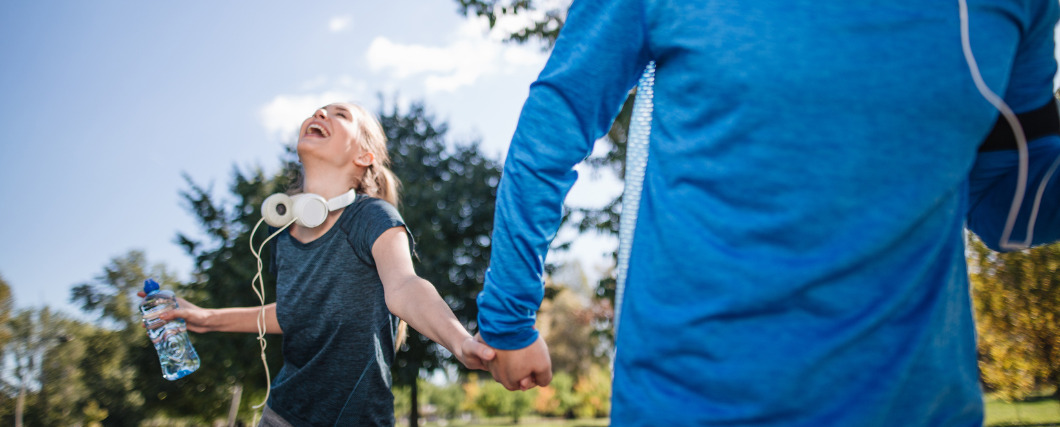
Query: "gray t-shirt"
268 195 409 426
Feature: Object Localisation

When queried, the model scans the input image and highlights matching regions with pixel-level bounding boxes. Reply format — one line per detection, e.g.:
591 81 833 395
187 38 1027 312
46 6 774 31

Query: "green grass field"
985 394 1060 427
421 416 609 427
419 396 1060 427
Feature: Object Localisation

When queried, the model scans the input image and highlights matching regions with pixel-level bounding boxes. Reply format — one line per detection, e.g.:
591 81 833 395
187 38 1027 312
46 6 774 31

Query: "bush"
572 365 611 418
534 372 577 417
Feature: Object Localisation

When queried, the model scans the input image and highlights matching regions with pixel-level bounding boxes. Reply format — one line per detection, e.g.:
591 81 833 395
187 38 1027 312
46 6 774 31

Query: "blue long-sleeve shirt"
477 0 1060 425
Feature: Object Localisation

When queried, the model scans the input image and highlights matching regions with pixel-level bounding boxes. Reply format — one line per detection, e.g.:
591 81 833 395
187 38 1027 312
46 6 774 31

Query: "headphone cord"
248 217 296 415
958 0 1060 250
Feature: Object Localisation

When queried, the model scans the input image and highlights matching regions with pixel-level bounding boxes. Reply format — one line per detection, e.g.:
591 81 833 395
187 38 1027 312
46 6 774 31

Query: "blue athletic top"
476 0 1060 425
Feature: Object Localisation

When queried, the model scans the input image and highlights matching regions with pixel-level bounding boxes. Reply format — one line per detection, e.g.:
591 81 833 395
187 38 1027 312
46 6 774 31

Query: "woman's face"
296 103 372 168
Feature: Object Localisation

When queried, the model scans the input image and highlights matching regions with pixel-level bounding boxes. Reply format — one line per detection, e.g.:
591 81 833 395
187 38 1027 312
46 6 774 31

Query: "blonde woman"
150 103 495 426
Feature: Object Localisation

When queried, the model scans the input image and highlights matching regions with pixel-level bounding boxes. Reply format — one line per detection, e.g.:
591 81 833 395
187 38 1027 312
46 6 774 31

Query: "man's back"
477 0 1060 425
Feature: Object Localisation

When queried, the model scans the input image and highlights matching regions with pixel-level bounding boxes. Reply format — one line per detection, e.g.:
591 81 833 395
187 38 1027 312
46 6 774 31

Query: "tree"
537 263 610 380
70 250 178 330
7 308 46 427
175 158 298 422
33 319 89 426
471 379 537 423
379 99 502 426
455 0 637 341
0 274 12 357
3 308 104 427
69 250 178 426
455 0 568 47
533 371 576 418
969 234 1060 405
571 364 611 419
0 273 13 423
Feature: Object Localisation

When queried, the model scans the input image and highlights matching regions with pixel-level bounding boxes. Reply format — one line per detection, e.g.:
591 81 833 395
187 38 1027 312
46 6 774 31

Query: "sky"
0 0 618 318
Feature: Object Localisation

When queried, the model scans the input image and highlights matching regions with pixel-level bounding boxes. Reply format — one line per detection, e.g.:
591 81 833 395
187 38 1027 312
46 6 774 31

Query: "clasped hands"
474 333 553 391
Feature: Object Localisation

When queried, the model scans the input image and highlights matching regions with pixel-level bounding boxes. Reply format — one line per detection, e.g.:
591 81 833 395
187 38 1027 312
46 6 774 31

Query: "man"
477 0 1060 425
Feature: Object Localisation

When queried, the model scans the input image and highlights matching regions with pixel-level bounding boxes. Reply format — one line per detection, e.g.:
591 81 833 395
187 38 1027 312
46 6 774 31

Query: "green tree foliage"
68 250 180 426
455 0 566 47
394 379 467 422
969 235 1060 404
472 380 537 422
421 380 466 420
538 272 602 380
70 250 178 330
1 307 136 427
0 273 11 424
0 274 12 363
571 364 611 419
174 157 299 422
455 0 635 340
0 275 10 326
6 308 52 427
379 99 502 425
33 319 91 426
533 371 577 417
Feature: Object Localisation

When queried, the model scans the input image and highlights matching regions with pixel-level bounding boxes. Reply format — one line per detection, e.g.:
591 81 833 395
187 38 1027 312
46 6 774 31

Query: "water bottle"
140 278 200 380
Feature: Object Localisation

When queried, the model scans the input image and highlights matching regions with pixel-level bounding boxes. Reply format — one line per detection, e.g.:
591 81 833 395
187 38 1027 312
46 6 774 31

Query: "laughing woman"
149 102 495 426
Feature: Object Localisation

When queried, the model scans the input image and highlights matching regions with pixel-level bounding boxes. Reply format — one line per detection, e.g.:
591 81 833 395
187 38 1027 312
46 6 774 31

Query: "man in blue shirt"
477 0 1060 425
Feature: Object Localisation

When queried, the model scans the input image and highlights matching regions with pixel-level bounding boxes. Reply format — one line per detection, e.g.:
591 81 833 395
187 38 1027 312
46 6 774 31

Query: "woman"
152 102 495 426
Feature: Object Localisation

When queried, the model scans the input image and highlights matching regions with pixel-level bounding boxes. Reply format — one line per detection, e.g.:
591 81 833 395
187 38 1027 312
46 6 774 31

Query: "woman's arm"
373 226 494 370
145 294 282 334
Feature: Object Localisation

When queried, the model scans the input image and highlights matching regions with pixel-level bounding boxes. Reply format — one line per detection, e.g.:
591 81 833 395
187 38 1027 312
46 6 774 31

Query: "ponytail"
359 163 401 208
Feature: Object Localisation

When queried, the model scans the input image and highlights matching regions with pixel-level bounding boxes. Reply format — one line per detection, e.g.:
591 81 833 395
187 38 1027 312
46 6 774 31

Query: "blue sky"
0 0 617 317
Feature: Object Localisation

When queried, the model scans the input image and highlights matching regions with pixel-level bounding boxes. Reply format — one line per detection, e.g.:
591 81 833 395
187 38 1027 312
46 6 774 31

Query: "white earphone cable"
248 216 295 412
957 0 1058 250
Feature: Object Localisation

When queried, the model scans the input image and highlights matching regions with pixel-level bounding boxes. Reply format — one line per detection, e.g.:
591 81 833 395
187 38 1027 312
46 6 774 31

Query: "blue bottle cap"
143 278 160 293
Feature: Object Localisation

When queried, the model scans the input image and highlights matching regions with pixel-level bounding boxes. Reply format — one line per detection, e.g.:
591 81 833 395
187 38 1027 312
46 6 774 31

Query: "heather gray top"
268 195 409 427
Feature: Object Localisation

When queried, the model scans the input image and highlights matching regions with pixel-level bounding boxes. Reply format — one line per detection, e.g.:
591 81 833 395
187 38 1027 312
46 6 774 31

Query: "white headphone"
260 189 358 228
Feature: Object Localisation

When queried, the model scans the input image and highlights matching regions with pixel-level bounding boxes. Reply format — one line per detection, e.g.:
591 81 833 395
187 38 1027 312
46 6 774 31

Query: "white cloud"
365 37 471 78
365 16 547 93
329 15 352 33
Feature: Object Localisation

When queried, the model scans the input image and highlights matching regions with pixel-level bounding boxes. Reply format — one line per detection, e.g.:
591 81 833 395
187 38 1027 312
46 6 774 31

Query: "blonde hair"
343 103 401 208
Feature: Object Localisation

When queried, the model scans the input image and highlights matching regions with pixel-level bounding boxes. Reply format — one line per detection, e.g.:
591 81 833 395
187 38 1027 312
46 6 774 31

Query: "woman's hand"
137 291 215 333
453 335 497 371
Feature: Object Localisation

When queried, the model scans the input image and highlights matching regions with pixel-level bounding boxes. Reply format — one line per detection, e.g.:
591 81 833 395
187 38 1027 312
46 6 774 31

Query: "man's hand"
478 333 552 391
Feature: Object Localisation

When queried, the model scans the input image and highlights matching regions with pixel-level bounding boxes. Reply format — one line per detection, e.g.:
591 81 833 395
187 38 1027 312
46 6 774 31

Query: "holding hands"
477 334 553 391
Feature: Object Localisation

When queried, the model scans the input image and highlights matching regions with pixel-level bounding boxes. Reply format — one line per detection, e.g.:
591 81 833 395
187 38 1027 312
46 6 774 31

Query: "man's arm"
476 0 652 389
967 0 1060 251
968 135 1060 250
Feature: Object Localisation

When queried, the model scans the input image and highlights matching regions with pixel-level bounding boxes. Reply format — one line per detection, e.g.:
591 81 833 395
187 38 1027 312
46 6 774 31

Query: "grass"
418 396 1060 427
420 416 610 427
985 392 1060 427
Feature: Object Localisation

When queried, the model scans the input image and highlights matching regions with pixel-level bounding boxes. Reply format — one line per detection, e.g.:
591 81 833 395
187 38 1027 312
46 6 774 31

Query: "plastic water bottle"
140 279 200 380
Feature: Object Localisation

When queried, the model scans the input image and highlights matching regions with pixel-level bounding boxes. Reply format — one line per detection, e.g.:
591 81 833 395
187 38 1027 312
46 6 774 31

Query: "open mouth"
306 123 329 138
